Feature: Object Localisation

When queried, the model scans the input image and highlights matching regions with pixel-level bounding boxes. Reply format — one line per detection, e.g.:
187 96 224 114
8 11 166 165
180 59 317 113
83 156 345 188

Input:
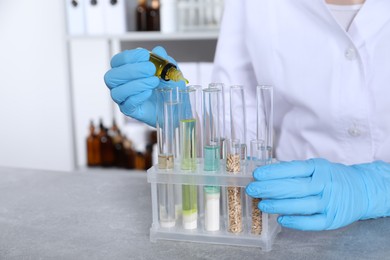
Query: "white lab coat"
212 0 390 165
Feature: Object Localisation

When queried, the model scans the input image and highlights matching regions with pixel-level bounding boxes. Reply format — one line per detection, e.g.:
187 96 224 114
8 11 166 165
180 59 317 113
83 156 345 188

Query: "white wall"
69 39 114 167
0 1 75 171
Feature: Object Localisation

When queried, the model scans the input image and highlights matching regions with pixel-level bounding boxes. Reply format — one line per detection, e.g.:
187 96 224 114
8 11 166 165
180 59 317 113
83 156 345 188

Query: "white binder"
103 0 126 34
65 0 86 35
84 0 105 35
161 0 177 33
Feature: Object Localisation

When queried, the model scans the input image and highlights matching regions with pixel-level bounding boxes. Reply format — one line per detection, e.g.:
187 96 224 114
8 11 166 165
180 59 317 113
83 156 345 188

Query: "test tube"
179 86 198 170
179 86 199 230
157 87 175 169
203 85 222 231
230 85 247 162
209 83 226 160
256 85 274 163
156 87 179 228
249 139 266 235
226 138 243 233
203 86 221 171
194 85 204 158
250 85 274 235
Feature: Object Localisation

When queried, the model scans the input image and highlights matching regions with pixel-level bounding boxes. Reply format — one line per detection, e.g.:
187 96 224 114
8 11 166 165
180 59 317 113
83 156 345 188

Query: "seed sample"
227 186 242 233
158 154 174 169
251 198 262 235
226 143 243 234
226 153 240 173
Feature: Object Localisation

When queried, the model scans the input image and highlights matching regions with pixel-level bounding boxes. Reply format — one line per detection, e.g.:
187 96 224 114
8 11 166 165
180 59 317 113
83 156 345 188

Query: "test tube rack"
147 161 281 251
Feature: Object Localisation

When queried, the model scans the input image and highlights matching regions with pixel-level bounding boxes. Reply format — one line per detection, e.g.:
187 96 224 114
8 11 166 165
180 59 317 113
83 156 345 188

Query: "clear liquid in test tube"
156 87 179 228
203 85 222 231
179 86 199 230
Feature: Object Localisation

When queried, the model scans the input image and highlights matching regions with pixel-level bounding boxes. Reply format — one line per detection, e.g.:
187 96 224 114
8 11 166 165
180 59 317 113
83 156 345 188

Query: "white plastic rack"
147 161 281 251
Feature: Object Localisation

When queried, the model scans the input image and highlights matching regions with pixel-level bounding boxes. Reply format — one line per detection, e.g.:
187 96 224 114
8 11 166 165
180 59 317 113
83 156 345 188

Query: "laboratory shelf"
67 31 219 42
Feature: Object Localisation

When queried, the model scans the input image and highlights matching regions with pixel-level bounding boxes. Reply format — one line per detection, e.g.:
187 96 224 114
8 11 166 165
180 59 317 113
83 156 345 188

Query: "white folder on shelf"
65 0 86 35
84 0 105 35
103 0 126 34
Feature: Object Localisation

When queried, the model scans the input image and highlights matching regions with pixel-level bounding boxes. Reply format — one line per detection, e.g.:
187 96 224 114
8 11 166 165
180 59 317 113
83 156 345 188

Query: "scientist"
104 0 390 231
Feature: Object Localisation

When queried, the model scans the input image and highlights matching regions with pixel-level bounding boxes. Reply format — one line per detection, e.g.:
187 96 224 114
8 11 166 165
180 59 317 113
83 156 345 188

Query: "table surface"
0 167 389 260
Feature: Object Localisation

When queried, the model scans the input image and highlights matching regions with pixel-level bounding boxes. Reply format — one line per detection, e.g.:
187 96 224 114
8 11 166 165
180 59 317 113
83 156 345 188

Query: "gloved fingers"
110 48 150 68
104 62 157 89
278 214 327 231
119 90 154 116
110 77 159 104
152 46 178 66
246 178 322 199
151 46 168 57
253 160 315 181
259 196 324 215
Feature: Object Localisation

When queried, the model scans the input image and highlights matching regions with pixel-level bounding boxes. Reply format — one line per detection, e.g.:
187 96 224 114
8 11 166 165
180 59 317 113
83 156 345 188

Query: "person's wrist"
355 161 390 220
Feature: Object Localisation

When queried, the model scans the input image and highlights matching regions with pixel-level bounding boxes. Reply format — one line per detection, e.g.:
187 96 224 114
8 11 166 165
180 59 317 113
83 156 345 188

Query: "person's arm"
246 158 390 230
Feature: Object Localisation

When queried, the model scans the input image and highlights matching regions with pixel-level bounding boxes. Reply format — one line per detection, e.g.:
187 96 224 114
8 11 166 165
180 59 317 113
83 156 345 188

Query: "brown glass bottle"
134 152 146 170
110 119 125 168
136 0 148 31
123 135 135 169
86 120 101 167
98 119 115 167
147 0 160 31
144 144 153 170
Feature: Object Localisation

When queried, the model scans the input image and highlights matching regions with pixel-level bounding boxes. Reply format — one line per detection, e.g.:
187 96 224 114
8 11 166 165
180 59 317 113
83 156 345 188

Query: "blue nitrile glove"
246 158 390 231
104 46 185 127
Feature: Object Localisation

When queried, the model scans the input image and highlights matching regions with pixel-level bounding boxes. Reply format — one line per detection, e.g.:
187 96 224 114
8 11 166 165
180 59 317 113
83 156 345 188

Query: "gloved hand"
246 158 390 231
104 46 185 127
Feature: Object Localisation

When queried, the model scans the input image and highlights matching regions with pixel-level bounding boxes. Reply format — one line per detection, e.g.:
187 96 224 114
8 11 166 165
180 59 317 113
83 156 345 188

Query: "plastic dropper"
149 52 189 84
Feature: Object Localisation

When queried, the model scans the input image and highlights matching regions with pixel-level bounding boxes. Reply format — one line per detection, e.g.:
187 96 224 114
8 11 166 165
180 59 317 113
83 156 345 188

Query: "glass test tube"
250 85 274 235
203 86 221 231
226 138 243 233
179 86 198 170
156 87 179 228
208 83 226 160
179 86 198 230
203 86 221 171
249 139 267 235
194 85 204 158
256 85 274 163
230 85 247 162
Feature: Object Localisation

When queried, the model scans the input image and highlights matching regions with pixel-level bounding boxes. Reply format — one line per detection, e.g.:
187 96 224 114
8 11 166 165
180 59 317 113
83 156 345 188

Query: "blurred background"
0 0 223 172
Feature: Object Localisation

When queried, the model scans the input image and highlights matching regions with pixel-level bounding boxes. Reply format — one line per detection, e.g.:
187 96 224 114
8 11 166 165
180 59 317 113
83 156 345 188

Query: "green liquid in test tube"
180 119 197 171
204 145 220 171
179 86 199 229
182 184 198 227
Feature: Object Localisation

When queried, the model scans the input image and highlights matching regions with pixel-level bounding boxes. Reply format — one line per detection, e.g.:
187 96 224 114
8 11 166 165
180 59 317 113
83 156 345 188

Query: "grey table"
0 167 388 260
